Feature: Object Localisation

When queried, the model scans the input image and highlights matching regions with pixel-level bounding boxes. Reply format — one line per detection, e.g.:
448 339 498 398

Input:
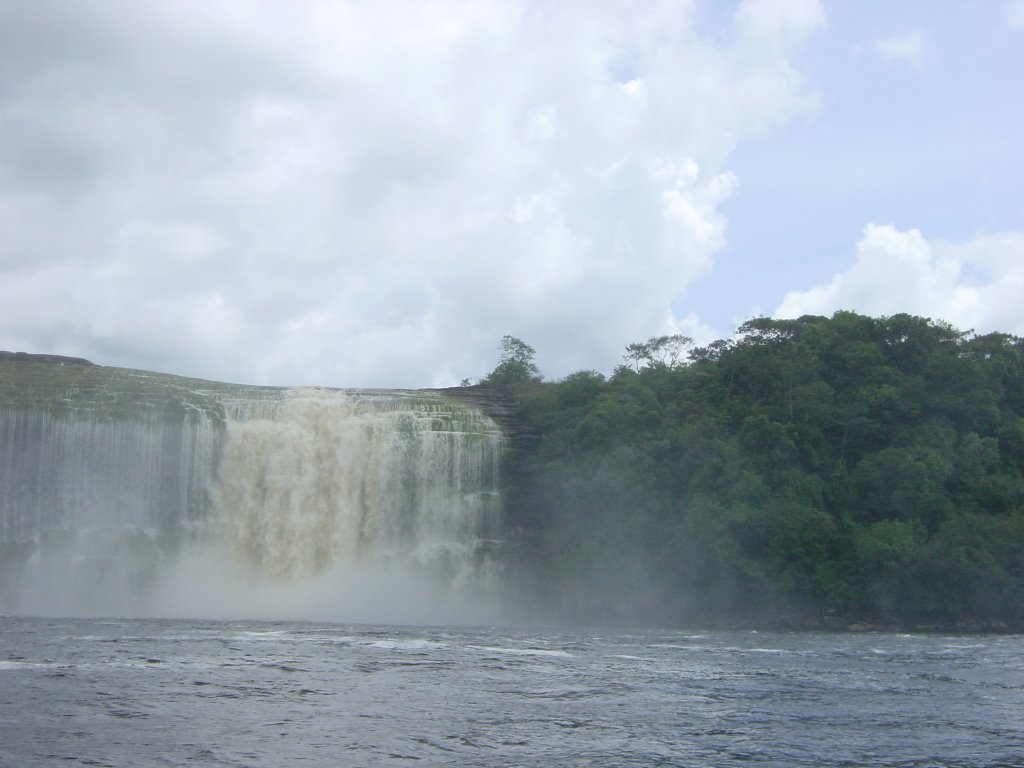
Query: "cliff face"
0 351 256 423
0 351 95 366
433 386 537 463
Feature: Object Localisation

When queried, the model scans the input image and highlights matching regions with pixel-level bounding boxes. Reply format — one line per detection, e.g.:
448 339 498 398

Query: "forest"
479 312 1024 631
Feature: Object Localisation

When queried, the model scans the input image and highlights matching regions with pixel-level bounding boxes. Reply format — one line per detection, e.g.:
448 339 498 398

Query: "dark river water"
1 616 1022 767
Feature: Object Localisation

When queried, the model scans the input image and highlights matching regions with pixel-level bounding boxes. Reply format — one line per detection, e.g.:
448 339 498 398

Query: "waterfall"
208 389 502 584
0 360 504 621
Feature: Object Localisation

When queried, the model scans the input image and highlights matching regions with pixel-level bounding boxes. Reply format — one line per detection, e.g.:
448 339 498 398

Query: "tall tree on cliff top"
624 334 694 372
483 335 541 388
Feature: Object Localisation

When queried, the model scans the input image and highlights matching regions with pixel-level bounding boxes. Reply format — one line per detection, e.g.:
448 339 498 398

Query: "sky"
1 0 1021 388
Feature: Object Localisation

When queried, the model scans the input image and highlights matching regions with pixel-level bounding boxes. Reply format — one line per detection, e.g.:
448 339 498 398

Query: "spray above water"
0 361 504 623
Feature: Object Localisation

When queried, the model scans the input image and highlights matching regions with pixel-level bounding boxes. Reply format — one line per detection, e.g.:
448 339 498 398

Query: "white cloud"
775 224 1024 335
0 0 824 387
672 311 720 348
736 0 826 48
875 29 927 68
1005 0 1024 30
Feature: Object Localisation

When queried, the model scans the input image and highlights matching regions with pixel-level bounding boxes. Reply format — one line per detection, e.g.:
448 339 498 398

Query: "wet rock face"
434 386 538 464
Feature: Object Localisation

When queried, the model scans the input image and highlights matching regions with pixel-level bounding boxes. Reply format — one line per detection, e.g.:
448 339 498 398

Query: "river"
2 617 1022 767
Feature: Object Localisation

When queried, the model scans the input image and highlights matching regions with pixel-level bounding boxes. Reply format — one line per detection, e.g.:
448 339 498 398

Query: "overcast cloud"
1 1 1020 386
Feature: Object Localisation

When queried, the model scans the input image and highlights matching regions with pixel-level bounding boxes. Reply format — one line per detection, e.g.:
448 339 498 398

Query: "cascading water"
206 389 503 594
0 357 504 622
0 405 219 613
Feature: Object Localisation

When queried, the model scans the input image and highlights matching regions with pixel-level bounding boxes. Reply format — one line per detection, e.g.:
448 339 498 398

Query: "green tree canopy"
501 312 1024 630
482 335 541 389
623 334 693 372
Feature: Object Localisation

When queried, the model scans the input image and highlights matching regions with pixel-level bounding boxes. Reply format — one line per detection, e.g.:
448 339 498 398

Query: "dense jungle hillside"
485 312 1024 631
